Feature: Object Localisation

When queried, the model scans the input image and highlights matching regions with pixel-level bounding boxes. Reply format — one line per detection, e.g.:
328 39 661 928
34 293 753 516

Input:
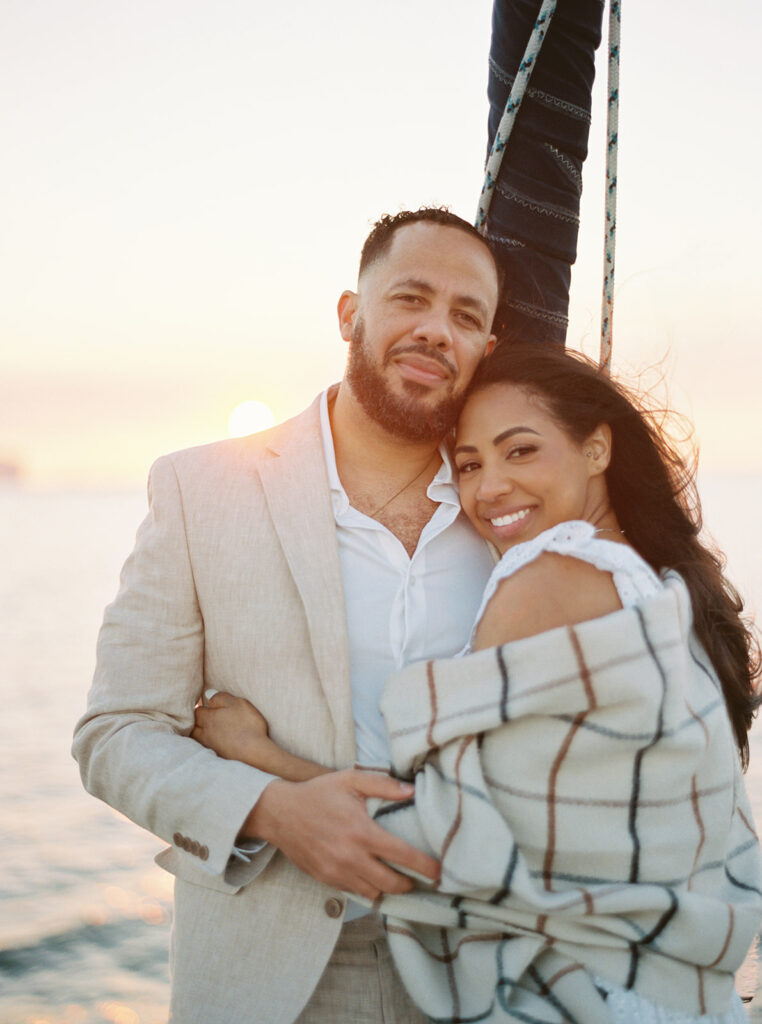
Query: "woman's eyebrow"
492 426 540 446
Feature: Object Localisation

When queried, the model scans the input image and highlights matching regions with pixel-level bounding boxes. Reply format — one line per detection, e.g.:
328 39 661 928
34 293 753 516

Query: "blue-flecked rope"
475 0 557 234
476 0 622 372
599 0 620 373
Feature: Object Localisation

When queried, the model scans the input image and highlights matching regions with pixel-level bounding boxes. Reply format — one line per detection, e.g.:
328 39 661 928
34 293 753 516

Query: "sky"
1 0 760 486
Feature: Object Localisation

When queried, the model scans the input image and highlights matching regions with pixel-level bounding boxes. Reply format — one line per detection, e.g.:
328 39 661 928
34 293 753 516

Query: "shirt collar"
318 389 461 518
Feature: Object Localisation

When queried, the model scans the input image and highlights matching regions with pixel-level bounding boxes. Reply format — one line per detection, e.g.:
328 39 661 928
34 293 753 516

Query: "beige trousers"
295 915 427 1024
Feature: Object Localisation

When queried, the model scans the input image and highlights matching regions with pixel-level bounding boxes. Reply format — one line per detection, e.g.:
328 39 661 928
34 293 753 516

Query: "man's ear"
337 291 358 343
584 423 612 475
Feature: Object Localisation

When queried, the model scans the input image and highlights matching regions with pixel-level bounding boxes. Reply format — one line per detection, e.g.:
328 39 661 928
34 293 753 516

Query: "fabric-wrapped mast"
478 0 618 370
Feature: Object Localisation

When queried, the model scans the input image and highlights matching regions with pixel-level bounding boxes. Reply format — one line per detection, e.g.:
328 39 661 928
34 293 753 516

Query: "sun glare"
228 400 275 437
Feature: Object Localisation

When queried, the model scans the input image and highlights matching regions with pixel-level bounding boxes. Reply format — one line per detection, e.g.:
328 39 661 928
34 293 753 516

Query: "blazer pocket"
155 845 245 894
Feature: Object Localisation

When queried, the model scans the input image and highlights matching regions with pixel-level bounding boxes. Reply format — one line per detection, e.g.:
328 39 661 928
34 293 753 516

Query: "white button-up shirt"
319 391 495 768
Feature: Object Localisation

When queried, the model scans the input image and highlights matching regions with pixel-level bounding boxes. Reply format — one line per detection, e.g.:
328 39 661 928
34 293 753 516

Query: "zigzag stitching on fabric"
505 298 568 327
544 142 583 190
488 58 591 122
495 181 579 224
486 233 526 250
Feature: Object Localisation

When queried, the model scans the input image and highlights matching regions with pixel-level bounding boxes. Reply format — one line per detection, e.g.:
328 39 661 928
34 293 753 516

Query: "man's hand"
241 770 440 899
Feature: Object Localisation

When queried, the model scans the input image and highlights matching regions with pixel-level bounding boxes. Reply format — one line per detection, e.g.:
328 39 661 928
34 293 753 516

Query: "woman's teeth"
490 508 531 527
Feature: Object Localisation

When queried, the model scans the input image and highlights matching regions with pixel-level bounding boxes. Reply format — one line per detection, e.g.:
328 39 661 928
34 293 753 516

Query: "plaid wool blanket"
371 574 762 1023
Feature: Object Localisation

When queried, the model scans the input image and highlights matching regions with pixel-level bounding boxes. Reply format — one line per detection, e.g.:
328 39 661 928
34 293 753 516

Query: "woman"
194 345 762 1023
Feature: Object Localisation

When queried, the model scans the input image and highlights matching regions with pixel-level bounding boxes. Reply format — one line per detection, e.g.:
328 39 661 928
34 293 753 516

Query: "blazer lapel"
258 396 355 761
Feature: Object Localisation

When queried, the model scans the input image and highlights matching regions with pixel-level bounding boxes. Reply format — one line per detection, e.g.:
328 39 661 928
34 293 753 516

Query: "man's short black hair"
358 207 503 296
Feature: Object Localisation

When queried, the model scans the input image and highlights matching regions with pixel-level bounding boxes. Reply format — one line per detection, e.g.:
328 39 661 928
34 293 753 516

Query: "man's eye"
456 312 480 328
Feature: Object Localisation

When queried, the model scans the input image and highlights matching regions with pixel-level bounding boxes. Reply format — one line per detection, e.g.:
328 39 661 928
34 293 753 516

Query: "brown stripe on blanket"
568 626 598 710
384 923 509 963
542 626 597 890
687 774 706 891
482 772 731 810
439 736 478 871
441 928 460 1019
706 903 735 969
697 965 707 1015
545 960 588 990
482 772 731 809
738 806 759 840
425 661 439 750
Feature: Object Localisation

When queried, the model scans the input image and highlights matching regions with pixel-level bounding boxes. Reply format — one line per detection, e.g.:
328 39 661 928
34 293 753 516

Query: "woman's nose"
476 465 512 503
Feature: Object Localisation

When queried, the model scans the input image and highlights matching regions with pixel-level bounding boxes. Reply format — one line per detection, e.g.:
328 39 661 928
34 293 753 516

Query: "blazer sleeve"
72 454 277 886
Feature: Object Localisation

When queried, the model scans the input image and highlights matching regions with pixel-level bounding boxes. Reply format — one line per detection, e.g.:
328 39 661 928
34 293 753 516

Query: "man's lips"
393 353 453 386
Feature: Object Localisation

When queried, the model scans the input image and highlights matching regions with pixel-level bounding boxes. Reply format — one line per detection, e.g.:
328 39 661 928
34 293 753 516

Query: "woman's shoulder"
473 542 623 649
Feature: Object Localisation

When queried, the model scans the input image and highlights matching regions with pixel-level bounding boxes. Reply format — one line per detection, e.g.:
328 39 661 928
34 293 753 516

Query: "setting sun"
227 400 276 437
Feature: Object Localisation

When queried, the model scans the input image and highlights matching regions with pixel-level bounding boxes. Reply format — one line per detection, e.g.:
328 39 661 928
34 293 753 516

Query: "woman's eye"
507 445 536 459
457 461 480 474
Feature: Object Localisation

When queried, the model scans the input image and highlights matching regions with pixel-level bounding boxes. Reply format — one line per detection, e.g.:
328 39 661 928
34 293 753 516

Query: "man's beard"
345 319 466 443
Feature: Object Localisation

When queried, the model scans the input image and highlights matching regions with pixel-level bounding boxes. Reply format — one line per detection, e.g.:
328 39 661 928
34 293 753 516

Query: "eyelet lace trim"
467 520 663 650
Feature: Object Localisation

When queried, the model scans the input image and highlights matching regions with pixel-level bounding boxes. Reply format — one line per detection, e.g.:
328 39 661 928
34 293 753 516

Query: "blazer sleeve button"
199 845 209 861
189 840 200 856
173 833 183 847
324 898 344 919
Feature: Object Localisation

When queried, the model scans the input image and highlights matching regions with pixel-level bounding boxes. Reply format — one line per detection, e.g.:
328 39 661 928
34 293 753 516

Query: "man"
73 209 501 1023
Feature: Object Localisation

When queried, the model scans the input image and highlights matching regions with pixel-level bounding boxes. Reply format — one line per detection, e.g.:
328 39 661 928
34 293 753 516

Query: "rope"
475 0 557 233
476 1 622 373
599 0 620 373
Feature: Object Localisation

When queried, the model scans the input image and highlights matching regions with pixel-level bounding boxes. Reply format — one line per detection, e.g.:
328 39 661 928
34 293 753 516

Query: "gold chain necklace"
367 452 439 519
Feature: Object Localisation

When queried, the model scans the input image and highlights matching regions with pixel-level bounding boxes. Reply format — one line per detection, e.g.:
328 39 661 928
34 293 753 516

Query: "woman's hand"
192 691 273 764
192 691 328 781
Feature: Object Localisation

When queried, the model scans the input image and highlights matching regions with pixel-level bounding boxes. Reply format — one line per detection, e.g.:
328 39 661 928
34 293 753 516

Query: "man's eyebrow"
389 279 489 321
390 277 434 294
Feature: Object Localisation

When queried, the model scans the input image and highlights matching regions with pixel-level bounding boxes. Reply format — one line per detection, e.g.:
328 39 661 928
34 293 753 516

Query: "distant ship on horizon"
0 460 21 483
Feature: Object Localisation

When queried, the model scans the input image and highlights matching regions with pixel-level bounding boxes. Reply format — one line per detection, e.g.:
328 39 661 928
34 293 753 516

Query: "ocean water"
1 478 761 1024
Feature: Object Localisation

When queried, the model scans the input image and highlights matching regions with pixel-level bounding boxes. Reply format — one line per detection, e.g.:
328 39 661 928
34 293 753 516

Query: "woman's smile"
454 382 610 554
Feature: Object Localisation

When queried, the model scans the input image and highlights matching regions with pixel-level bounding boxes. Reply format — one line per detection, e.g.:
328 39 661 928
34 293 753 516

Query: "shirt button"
324 897 344 919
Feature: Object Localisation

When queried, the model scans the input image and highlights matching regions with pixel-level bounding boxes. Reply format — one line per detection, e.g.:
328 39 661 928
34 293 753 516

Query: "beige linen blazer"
73 394 358 1023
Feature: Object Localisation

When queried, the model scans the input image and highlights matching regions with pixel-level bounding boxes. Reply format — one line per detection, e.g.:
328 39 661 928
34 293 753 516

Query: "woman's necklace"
367 451 439 519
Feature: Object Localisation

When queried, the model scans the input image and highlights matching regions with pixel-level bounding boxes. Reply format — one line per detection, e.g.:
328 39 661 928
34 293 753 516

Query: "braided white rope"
475 0 557 233
599 0 621 373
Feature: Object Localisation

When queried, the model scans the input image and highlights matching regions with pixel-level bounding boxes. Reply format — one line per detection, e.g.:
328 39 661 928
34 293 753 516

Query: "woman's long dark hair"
467 343 760 767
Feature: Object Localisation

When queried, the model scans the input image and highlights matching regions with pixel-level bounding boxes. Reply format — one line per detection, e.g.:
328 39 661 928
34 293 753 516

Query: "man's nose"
412 307 453 349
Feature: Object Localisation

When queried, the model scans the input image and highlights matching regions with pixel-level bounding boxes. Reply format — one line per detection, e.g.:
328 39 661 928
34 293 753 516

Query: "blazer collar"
258 389 355 764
